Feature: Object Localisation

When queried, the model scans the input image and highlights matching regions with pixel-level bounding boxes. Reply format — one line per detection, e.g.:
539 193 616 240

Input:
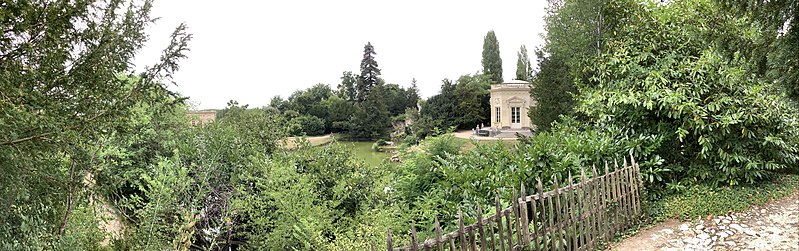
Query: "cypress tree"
516 45 532 81
481 30 503 84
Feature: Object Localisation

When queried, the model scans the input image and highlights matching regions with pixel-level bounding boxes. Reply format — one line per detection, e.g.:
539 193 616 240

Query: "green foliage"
577 0 799 185
0 0 190 248
357 42 382 102
652 174 799 220
515 45 532 81
529 52 577 131
291 115 326 136
481 30 503 84
349 85 391 140
454 74 493 129
337 71 359 102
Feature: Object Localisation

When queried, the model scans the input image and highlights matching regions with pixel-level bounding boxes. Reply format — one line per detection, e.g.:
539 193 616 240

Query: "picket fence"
386 156 642 251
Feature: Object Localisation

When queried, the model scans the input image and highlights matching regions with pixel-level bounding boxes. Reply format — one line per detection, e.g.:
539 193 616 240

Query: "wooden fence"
386 156 642 251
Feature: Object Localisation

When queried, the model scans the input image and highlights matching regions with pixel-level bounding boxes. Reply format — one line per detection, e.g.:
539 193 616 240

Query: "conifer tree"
356 42 381 102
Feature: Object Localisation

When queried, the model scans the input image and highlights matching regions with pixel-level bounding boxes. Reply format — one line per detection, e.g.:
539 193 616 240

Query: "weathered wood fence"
387 156 642 251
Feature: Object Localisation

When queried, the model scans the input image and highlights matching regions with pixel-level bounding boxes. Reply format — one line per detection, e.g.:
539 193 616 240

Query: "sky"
133 0 549 110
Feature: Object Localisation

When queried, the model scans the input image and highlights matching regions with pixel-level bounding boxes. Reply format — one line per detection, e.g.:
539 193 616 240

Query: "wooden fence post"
530 184 540 251
387 229 393 251
580 168 593 250
459 208 467 251
568 172 577 251
536 178 548 251
520 183 530 247
477 205 487 251
435 217 444 251
592 165 602 248
512 189 522 248
495 193 506 251
552 174 563 250
411 223 419 251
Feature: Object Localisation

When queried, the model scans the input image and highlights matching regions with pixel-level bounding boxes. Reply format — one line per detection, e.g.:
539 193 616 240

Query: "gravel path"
611 192 799 251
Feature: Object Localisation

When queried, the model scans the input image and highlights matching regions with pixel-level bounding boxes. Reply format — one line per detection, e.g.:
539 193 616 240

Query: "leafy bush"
291 115 326 136
577 0 799 185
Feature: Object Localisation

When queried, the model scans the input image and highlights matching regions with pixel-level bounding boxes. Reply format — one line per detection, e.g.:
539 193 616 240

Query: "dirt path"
283 134 334 149
610 192 799 251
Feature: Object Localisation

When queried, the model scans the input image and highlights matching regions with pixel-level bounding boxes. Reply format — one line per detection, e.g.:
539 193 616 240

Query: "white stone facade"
489 80 536 130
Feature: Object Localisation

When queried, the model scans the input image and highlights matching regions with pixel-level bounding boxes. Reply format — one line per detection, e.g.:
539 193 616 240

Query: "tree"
349 85 391 140
529 51 576 131
337 71 358 101
717 0 799 103
0 1 191 248
454 74 493 129
408 78 421 109
515 45 532 81
481 30 503 84
418 79 459 137
356 42 381 102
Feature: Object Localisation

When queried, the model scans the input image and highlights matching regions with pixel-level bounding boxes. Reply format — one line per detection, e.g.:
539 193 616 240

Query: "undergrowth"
649 174 799 221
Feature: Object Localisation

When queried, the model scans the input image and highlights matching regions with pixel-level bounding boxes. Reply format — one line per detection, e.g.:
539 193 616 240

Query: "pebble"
621 195 798 251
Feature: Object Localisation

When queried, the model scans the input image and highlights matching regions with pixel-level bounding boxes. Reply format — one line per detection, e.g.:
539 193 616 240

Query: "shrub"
291 115 326 136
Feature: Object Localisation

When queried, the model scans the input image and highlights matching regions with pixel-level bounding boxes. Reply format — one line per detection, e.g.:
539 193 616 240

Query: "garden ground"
609 191 798 251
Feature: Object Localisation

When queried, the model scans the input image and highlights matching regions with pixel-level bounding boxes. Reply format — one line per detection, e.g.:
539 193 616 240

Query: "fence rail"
387 156 642 251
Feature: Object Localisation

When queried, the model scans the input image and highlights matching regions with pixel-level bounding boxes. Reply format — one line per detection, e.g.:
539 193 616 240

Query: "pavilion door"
510 107 521 129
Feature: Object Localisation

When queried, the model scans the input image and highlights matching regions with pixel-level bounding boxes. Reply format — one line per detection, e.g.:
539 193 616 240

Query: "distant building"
489 80 536 132
188 110 216 126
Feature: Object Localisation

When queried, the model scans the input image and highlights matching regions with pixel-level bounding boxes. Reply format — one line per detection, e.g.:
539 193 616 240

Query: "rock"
744 229 758 236
695 225 705 231
718 232 729 238
714 218 721 224
661 229 674 235
730 223 744 232
684 238 699 245
719 225 726 230
680 223 691 231
722 219 731 224
698 233 710 239
761 209 767 213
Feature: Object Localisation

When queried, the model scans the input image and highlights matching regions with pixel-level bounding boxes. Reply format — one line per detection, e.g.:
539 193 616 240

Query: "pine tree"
516 45 532 81
407 78 421 109
481 30 503 84
356 42 381 102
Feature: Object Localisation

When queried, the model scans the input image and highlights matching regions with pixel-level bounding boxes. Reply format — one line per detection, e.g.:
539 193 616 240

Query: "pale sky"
133 0 548 110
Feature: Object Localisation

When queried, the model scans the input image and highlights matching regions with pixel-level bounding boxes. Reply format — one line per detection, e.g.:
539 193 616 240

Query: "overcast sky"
133 0 549 110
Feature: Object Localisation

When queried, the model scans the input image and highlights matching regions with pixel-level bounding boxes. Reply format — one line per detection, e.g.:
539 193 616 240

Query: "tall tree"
481 30 503 84
515 45 532 81
529 51 576 131
407 78 421 109
356 42 381 102
455 74 493 129
337 71 358 101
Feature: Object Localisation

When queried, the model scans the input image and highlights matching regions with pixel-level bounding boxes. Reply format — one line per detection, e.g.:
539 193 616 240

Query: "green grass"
650 174 799 221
